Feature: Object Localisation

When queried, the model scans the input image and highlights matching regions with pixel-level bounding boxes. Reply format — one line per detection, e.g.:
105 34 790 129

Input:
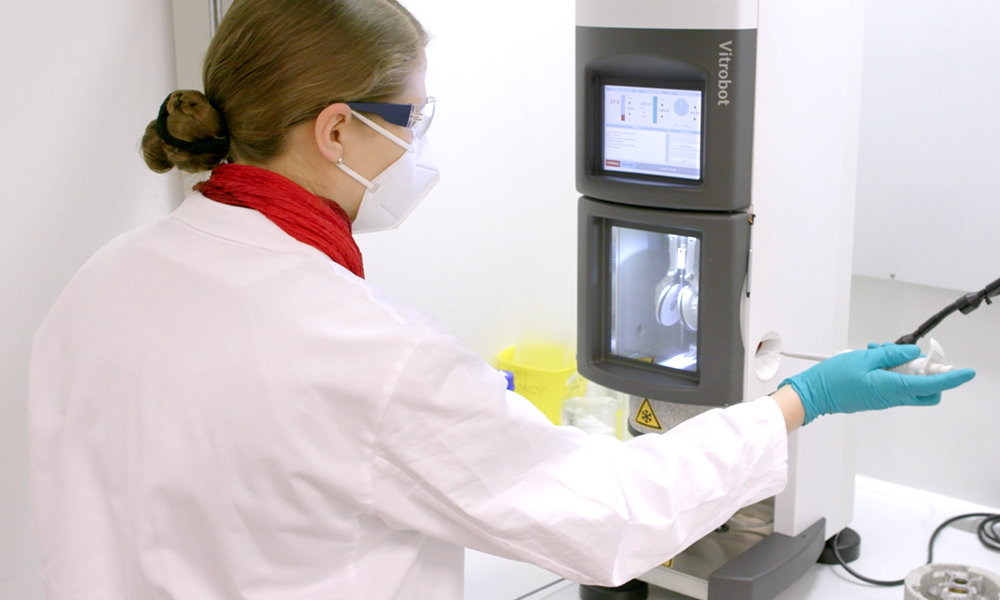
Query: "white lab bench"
464 476 1000 600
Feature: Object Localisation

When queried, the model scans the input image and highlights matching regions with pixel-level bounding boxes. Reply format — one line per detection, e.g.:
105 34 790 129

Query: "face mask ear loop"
336 157 378 191
350 110 413 152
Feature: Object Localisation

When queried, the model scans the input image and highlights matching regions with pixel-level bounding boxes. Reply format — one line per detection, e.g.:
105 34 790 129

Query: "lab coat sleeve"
370 331 788 587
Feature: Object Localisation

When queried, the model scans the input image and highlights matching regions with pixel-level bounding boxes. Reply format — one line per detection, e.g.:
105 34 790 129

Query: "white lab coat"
29 192 788 600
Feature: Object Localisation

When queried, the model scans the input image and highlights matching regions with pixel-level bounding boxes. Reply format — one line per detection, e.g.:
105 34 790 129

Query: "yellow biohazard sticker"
635 398 662 430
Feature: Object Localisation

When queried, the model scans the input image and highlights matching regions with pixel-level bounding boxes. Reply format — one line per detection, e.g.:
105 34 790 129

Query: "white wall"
852 0 1000 292
0 2 179 598
356 0 579 361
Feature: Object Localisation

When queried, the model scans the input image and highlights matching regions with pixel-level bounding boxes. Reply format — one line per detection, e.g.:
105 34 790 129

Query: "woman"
29 1 975 599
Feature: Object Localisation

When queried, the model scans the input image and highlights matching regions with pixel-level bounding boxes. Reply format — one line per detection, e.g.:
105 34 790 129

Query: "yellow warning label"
662 558 674 568
635 398 662 430
636 357 655 363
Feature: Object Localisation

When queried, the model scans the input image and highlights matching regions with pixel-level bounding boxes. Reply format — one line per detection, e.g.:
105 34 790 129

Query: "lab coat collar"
172 192 331 261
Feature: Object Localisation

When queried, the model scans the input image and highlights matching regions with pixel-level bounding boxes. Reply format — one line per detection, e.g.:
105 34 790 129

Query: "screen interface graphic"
603 84 703 180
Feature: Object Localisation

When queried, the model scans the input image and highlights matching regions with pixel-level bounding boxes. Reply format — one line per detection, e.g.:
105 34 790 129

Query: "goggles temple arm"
350 110 412 152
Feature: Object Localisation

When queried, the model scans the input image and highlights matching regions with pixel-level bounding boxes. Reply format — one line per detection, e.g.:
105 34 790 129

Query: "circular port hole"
754 331 783 382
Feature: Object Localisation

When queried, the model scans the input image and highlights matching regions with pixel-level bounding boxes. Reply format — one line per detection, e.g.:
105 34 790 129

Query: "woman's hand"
778 344 976 426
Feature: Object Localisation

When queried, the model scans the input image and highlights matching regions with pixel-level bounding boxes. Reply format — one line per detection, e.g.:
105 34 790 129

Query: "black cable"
978 515 1000 552
511 578 566 600
927 513 1000 562
895 276 1000 345
834 513 1000 587
832 533 904 586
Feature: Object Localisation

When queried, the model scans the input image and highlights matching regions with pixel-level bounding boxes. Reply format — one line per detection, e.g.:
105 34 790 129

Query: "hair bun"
142 90 230 173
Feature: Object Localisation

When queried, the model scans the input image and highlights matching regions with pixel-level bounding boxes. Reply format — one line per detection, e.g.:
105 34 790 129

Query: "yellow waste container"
497 345 585 425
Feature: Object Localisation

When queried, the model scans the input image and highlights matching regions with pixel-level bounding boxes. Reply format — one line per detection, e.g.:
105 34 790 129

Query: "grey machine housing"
576 27 757 211
577 200 750 407
576 26 756 408
575 23 829 600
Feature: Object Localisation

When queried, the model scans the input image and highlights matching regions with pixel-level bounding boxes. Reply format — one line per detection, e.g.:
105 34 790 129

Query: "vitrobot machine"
575 1 866 598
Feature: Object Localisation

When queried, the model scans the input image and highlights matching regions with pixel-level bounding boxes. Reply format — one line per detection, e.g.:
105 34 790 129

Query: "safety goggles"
346 97 436 139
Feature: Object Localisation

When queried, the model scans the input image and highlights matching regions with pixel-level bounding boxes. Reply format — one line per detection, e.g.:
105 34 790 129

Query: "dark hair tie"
155 93 230 156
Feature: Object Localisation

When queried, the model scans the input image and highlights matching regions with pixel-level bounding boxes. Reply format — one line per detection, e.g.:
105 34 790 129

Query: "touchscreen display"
603 84 703 180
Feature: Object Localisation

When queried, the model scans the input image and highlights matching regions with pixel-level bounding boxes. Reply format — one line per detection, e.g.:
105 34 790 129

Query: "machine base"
638 518 826 600
817 527 861 565
579 579 649 600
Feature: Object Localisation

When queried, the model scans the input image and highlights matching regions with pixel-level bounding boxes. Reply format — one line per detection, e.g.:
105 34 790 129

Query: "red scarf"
197 164 364 278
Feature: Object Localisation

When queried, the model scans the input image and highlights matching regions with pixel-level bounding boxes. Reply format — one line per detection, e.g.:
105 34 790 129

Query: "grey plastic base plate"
640 519 825 600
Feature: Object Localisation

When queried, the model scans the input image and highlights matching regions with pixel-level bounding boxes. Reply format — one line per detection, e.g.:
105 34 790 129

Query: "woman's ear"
314 103 352 165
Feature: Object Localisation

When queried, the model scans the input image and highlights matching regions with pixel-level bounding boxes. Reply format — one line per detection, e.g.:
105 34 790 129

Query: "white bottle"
888 338 954 376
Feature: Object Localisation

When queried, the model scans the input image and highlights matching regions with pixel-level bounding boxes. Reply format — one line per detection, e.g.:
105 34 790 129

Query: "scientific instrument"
576 0 865 598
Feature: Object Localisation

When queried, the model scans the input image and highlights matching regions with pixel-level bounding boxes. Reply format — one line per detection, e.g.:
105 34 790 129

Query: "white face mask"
336 111 440 234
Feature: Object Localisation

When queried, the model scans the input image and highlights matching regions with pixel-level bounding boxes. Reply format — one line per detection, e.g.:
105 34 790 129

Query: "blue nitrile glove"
780 343 976 425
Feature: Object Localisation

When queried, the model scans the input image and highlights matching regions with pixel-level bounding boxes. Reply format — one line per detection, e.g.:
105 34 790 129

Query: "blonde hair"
142 0 427 173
